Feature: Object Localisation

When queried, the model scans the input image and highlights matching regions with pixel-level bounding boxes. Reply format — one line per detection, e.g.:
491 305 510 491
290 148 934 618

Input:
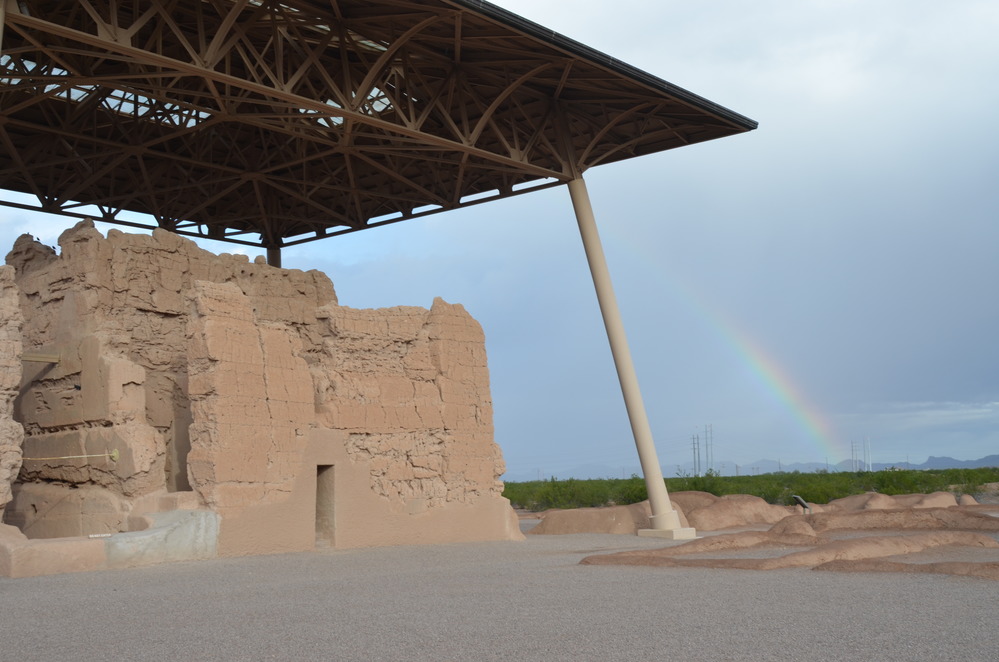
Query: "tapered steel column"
567 177 694 538
266 245 282 268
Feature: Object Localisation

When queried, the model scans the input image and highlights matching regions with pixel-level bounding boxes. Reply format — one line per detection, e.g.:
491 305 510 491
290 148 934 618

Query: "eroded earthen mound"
826 491 960 511
529 500 689 535
814 559 999 580
580 502 999 580
529 491 791 536
806 507 999 533
679 492 790 530
527 487 999 580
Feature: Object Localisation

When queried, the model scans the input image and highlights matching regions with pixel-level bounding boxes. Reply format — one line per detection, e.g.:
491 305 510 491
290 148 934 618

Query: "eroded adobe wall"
3 221 519 552
0 265 24 519
185 280 316 554
302 299 519 549
315 300 504 506
185 279 519 556
4 221 334 537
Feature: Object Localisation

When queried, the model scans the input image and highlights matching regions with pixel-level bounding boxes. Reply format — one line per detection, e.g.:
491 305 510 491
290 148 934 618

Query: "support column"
266 245 282 268
567 177 695 539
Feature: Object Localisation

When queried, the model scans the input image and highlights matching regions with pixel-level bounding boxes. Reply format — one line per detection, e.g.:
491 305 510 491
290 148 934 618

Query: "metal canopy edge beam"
448 0 758 131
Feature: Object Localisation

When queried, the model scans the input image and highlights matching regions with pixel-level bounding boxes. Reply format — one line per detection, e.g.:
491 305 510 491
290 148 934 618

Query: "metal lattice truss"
0 0 756 248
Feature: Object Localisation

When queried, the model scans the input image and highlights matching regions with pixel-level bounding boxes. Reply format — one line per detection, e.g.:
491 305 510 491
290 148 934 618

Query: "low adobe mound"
529 489 999 579
674 492 790 530
825 491 962 511
580 505 999 580
582 530 999 579
529 490 984 537
529 492 788 536
529 500 689 535
814 558 999 580
806 507 999 533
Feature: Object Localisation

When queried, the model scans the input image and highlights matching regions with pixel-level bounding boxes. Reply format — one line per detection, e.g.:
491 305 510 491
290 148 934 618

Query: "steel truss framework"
0 0 756 250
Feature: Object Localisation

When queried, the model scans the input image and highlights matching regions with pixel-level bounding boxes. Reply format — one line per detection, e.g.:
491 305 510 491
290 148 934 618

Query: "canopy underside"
0 0 756 248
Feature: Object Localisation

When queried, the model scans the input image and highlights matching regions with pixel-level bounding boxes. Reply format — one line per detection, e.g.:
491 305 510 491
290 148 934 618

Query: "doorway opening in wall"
166 374 193 493
316 465 335 548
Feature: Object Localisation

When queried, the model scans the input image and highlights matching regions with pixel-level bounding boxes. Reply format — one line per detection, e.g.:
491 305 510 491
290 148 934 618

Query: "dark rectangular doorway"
316 465 335 547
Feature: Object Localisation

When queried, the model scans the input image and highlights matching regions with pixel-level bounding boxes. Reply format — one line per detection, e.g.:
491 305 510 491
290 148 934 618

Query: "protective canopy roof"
0 0 757 248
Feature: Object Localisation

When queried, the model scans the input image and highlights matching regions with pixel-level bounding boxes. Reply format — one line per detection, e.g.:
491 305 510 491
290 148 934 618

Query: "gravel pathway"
1 531 995 661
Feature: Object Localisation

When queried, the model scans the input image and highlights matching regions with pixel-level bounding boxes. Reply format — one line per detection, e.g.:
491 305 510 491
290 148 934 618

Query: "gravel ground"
1 530 995 662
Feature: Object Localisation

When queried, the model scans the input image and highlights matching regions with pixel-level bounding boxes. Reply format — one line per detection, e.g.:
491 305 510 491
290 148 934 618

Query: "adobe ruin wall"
0 265 23 520
0 221 520 572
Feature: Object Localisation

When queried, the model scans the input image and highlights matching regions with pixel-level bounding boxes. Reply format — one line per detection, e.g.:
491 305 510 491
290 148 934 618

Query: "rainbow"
702 302 845 462
602 226 846 463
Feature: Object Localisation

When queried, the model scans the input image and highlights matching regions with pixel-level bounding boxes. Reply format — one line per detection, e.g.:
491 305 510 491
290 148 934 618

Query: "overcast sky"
2 0 997 479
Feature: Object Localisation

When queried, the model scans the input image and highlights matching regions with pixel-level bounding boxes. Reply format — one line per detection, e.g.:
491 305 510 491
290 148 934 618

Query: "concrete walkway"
1 531 994 661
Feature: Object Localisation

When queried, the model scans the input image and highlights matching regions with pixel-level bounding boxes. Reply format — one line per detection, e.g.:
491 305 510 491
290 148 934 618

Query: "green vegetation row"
502 467 999 512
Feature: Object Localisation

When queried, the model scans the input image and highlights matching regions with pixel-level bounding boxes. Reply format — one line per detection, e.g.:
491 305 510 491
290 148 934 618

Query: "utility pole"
691 434 701 476
698 433 702 475
704 424 714 473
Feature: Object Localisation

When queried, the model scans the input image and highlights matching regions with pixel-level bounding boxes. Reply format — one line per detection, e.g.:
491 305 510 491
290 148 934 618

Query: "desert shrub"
609 475 647 505
506 477 614 510
530 477 582 510
753 477 793 505
789 473 853 504
868 469 940 495
501 481 537 509
938 467 999 497
502 466 999 510
666 469 727 496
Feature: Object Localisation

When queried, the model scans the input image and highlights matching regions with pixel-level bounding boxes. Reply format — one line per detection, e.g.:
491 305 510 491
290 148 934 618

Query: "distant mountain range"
502 455 999 482
724 455 999 476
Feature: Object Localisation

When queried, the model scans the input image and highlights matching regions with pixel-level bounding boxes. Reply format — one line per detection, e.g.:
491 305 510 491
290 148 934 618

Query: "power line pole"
691 434 701 476
704 424 714 473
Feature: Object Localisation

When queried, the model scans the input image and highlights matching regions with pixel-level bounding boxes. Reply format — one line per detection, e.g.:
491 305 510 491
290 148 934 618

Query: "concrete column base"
638 527 698 540
637 509 697 539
